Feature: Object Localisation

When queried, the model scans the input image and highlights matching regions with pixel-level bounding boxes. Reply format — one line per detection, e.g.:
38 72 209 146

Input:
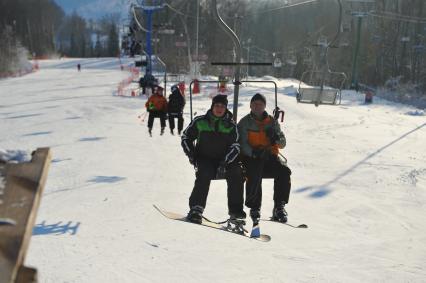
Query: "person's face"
212 103 227 117
250 100 266 116
155 87 163 95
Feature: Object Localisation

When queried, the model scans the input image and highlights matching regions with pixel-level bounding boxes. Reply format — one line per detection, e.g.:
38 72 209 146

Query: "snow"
406 109 425 116
1 58 425 282
0 149 32 163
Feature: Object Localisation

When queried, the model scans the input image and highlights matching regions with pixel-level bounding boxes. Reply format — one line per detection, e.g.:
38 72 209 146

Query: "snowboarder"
237 93 292 223
145 85 167 136
167 84 185 135
181 94 246 229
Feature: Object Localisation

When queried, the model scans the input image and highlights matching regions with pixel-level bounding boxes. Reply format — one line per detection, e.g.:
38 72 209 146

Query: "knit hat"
211 94 228 107
251 93 266 105
171 84 178 92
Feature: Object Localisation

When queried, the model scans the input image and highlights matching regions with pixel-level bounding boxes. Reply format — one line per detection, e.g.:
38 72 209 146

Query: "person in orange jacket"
238 93 292 224
145 85 168 136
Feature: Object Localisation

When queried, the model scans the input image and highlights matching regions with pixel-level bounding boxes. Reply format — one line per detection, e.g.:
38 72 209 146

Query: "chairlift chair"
192 0 286 181
297 70 347 106
188 79 284 122
297 0 347 106
188 79 285 180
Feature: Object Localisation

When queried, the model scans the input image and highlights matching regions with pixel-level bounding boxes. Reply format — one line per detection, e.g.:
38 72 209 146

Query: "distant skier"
139 70 156 95
167 84 185 135
145 85 167 136
181 94 246 231
77 64 81 72
238 93 292 224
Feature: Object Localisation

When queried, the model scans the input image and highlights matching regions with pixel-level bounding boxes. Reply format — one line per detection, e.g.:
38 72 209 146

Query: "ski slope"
1 58 425 283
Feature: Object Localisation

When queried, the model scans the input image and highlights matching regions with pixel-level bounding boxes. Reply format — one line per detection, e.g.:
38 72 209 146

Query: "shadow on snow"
295 122 426 198
33 221 81 236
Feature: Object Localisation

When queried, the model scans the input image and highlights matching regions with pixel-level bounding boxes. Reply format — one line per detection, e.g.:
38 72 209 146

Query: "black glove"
266 127 279 145
252 148 269 160
216 161 227 179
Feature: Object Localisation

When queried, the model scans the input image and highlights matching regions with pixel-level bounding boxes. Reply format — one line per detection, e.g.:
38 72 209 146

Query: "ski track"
1 58 425 282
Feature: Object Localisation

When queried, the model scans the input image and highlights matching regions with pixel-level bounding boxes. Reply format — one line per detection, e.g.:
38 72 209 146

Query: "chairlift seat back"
297 87 339 105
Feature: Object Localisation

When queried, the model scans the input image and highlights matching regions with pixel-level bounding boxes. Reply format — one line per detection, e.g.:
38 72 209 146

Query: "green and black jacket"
181 109 240 164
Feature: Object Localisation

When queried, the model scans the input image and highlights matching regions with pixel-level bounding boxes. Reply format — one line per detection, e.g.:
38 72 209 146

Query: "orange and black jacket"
237 111 286 157
145 94 168 112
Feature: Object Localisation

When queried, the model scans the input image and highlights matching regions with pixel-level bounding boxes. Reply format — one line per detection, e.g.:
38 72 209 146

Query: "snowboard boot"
250 209 261 225
272 202 288 223
186 205 204 224
148 128 152 137
227 214 246 235
160 127 165 135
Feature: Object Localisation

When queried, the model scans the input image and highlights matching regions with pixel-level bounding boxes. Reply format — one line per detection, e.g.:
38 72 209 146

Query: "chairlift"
297 71 347 105
302 47 313 65
413 44 425 52
342 22 351 32
187 78 284 182
137 51 167 95
166 74 186 84
317 35 328 47
188 79 284 123
297 0 347 106
340 38 350 47
273 58 283 68
187 0 286 182
285 49 297 66
286 58 297 66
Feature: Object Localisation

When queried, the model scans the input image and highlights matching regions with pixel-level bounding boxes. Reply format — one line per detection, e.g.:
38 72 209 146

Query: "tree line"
2 0 425 97
132 0 425 95
0 0 120 75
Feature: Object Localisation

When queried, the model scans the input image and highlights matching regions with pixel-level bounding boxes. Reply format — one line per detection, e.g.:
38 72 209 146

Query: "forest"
1 0 425 103
0 0 119 75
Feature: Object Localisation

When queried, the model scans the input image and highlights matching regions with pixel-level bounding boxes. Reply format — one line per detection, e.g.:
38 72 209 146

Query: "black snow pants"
168 112 184 132
189 158 245 217
147 111 166 129
243 155 291 211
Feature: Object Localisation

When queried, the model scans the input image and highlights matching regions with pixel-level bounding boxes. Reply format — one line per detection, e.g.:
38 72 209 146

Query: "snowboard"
153 205 271 242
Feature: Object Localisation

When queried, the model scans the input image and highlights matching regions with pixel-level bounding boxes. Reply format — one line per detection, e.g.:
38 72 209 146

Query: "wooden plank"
0 148 51 283
16 266 37 283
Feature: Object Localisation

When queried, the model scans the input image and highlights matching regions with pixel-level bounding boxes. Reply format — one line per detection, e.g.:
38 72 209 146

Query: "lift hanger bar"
211 62 272 66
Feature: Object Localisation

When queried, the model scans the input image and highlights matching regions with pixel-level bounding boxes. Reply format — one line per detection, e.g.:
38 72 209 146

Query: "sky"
0 57 425 282
54 0 132 19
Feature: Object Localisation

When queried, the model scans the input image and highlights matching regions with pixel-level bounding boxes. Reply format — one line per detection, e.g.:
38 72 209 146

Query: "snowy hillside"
1 58 425 282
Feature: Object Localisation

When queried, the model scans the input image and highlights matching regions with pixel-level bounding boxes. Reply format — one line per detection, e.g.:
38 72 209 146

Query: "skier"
145 85 167 136
77 64 81 72
139 70 156 95
181 94 246 231
237 93 292 223
167 84 185 135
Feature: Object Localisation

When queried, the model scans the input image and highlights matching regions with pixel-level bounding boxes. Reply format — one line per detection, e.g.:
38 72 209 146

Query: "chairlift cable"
324 0 343 71
240 0 319 17
328 0 342 48
373 10 426 22
164 1 204 19
369 11 426 24
131 5 149 32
